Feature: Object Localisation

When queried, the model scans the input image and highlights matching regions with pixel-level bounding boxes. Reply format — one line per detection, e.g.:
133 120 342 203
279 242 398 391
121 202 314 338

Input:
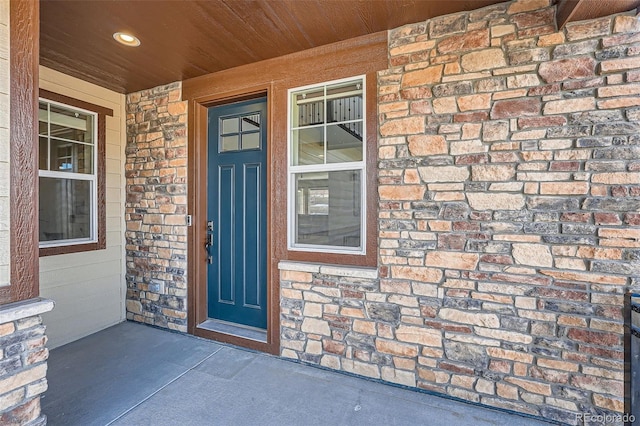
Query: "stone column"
0 299 54 425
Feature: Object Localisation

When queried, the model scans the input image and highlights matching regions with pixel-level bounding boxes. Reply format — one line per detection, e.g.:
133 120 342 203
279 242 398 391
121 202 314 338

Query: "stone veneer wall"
125 83 189 332
280 0 640 423
0 299 54 425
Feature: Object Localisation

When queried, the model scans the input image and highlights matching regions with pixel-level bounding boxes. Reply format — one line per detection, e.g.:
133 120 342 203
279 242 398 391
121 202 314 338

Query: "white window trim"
287 75 367 255
38 98 99 248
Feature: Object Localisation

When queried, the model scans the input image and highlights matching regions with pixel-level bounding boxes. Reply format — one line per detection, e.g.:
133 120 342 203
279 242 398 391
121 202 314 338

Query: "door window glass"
219 112 261 152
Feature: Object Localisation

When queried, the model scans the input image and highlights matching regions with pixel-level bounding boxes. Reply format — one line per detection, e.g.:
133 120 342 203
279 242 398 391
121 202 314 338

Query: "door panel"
243 163 261 308
217 164 235 305
207 98 267 329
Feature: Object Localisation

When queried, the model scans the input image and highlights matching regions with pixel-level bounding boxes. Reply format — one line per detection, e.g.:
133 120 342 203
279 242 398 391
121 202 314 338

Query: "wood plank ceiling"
40 0 639 94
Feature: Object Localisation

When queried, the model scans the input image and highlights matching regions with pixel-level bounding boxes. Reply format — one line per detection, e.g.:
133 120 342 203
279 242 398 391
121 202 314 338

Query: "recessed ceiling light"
113 32 141 47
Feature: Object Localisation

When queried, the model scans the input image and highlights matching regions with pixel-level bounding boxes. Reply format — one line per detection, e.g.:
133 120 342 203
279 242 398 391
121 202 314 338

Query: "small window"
38 91 109 256
288 76 365 254
219 113 261 152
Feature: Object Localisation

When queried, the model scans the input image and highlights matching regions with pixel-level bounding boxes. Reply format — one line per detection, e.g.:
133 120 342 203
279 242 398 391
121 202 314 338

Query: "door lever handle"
205 233 214 248
205 233 214 264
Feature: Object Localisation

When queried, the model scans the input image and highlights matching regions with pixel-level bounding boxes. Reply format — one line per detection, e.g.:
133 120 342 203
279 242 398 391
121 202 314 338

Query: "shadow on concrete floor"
43 321 553 426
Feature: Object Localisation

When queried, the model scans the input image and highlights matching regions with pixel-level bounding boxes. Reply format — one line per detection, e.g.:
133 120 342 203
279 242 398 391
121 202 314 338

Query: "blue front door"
207 98 267 329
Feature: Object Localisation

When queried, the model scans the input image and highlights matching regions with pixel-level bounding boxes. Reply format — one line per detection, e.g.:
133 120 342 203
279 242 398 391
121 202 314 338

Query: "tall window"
288 76 366 254
38 98 98 250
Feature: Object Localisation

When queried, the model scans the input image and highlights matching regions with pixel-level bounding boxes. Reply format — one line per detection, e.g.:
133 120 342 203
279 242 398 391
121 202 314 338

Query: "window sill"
278 260 378 279
39 241 105 257
285 248 377 268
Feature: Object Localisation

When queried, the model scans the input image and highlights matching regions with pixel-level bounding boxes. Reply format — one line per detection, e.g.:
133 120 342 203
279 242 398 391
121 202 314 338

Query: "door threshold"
197 319 267 343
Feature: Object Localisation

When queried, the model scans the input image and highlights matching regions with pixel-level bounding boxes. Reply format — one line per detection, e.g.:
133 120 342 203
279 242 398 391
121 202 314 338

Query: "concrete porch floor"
42 321 553 426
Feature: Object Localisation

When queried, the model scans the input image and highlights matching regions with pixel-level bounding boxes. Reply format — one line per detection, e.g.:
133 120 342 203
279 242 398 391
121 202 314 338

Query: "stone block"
303 303 323 318
407 135 447 157
432 82 473 97
381 366 416 387
461 49 506 72
482 121 509 141
391 266 443 283
438 29 489 54
570 376 623 396
380 117 424 136
457 94 491 111
342 359 380 379
487 347 533 363
492 25 516 38
378 185 425 201
505 377 551 396
600 56 640 73
538 57 596 83
439 308 499 328
0 364 47 395
475 327 533 344
506 73 540 88
281 270 313 283
543 98 595 115
396 325 442 347
592 172 640 185
471 165 515 181
401 65 443 88
490 98 540 119
511 8 555 29
365 302 400 324
613 15 640 33
418 166 469 183
496 382 519 400
565 17 611 41
320 355 341 369
376 338 418 357
0 388 25 412
598 83 640 98
126 300 143 315
432 96 458 114
444 341 488 367
507 0 550 14
352 320 376 335
539 182 589 195
508 48 550 65
430 13 466 38
390 41 434 57
538 32 565 46
467 193 525 210
450 139 487 155
425 251 479 270
301 318 330 336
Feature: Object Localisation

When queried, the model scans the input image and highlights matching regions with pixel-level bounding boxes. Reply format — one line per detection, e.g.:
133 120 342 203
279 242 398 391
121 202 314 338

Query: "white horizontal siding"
39 66 126 348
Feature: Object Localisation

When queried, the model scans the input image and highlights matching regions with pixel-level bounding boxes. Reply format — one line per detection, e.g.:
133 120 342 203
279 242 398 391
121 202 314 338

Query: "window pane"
38 103 49 136
221 117 239 134
39 177 92 242
327 82 363 124
50 139 93 173
292 127 324 166
291 88 324 128
49 104 93 143
294 170 361 248
326 122 363 163
242 132 260 150
39 137 49 170
241 114 260 132
221 135 239 152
